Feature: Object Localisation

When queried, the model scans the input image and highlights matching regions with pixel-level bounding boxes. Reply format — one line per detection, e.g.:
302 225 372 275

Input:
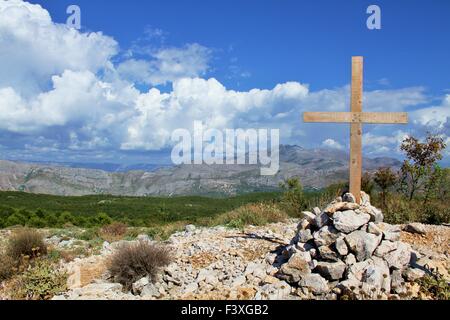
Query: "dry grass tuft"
99 222 128 242
7 228 47 261
107 241 172 290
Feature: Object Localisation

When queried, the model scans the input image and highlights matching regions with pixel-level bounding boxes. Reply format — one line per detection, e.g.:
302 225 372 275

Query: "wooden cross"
303 56 408 203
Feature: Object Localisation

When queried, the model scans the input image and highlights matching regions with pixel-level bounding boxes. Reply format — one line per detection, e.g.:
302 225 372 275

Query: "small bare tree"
374 167 397 208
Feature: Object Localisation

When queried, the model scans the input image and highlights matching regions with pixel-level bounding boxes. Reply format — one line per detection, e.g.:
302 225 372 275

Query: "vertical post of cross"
350 56 363 203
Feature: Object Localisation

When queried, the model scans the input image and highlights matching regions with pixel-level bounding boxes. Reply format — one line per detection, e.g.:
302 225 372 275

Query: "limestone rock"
260 281 292 300
314 225 340 247
403 267 426 282
318 245 340 262
132 277 150 295
336 279 361 296
333 210 371 233
324 202 360 215
376 223 401 241
298 229 313 243
185 225 196 233
183 282 198 294
245 262 267 279
314 212 331 228
363 257 391 293
315 260 346 281
140 283 161 298
347 260 373 282
301 211 316 223
374 240 398 257
344 230 381 262
298 274 329 295
383 242 412 270
197 269 219 285
360 205 384 223
390 269 406 294
279 252 312 283
403 223 427 235
344 253 357 266
360 191 371 206
384 231 401 242
335 237 349 256
297 219 310 231
367 222 382 236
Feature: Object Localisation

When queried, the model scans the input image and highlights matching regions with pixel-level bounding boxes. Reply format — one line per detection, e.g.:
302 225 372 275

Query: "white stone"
298 273 329 295
313 225 340 247
298 229 313 243
367 222 383 236
333 210 371 233
344 230 382 262
315 260 346 281
383 242 412 270
301 211 316 223
132 277 150 295
185 225 196 233
335 237 349 256
374 240 398 257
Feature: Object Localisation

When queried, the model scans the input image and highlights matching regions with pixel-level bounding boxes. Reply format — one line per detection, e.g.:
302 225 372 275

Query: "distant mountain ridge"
16 161 172 173
0 145 401 197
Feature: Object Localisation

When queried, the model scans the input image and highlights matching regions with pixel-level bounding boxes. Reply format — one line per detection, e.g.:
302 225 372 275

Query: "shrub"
5 213 26 227
383 194 450 225
0 251 15 281
11 259 67 300
214 202 288 229
27 214 46 228
416 271 449 300
305 183 347 211
96 212 113 226
108 241 172 290
279 178 306 216
77 228 99 241
7 228 47 260
99 222 128 242
58 211 75 227
44 212 58 227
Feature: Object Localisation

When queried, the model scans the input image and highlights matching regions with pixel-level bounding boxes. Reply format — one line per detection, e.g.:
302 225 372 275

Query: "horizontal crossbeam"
303 112 408 124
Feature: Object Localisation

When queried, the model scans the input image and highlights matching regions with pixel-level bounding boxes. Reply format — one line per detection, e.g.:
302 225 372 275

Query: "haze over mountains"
0 145 401 197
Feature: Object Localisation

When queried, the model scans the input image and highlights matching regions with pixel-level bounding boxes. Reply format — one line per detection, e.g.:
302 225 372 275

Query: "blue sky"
0 0 449 165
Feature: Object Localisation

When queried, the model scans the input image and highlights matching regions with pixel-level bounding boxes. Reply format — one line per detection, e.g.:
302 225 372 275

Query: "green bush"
383 194 450 225
5 213 27 227
27 214 46 228
12 259 67 300
58 211 75 226
77 228 99 241
416 271 450 300
279 178 306 217
7 228 47 260
96 212 113 226
108 241 172 290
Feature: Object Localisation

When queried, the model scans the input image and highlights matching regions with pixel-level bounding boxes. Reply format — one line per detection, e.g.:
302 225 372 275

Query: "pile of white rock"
277 192 426 299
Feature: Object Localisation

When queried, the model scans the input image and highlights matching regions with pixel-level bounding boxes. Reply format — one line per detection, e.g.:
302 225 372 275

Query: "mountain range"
0 145 401 197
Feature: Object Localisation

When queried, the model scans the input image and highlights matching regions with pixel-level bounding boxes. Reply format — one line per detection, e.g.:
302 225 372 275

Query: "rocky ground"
1 193 448 300
47 198 447 300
